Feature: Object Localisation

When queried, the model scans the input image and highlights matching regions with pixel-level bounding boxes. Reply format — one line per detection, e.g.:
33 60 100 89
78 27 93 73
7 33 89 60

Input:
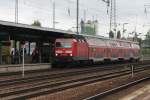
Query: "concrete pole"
28 42 31 56
122 23 128 38
110 0 113 32
0 41 2 64
15 0 18 23
53 1 55 29
22 44 25 78
114 0 117 38
76 0 79 34
84 9 86 22
131 65 134 78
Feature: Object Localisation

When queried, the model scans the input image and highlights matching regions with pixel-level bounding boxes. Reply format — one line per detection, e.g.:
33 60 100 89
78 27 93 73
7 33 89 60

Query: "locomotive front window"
56 42 72 48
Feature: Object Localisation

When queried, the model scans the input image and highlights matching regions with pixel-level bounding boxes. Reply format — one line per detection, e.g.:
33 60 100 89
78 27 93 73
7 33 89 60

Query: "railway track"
0 61 148 88
0 64 128 87
0 61 149 82
0 62 137 82
1 63 150 100
0 60 148 77
84 76 150 100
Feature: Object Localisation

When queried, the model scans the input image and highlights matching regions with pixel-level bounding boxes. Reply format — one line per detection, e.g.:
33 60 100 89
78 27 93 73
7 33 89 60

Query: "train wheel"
70 62 78 67
129 58 136 63
88 60 94 65
135 58 140 62
51 63 59 68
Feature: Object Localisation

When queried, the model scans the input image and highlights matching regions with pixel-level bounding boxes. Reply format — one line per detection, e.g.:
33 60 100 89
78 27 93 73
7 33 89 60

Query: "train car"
130 42 140 61
52 34 140 67
53 35 89 66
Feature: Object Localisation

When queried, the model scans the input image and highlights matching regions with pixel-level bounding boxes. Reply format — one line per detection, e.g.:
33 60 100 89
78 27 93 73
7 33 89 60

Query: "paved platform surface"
120 83 150 100
0 63 51 73
142 58 150 61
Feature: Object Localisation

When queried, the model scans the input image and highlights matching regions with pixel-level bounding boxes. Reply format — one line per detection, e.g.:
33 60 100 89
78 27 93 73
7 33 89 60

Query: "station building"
0 20 74 64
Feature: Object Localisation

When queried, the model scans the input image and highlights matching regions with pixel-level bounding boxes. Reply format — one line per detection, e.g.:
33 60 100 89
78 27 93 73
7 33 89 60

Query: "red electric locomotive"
52 34 140 67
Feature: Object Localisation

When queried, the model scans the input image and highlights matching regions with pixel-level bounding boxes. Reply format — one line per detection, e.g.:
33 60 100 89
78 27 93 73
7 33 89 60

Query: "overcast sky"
0 0 149 37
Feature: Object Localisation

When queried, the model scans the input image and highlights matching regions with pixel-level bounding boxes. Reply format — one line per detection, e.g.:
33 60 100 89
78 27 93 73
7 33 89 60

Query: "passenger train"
52 34 140 67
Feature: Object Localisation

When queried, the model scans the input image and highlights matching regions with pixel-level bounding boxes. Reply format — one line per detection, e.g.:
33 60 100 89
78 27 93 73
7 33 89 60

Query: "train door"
84 37 92 60
103 39 108 59
111 40 119 60
105 40 111 60
41 43 51 63
118 41 123 59
76 38 88 60
96 38 107 61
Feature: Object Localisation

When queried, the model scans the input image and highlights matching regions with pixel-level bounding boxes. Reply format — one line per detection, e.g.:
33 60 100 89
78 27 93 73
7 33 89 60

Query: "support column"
19 41 21 64
49 42 52 63
0 41 2 64
28 42 31 56
14 40 17 52
39 42 42 63
36 42 42 63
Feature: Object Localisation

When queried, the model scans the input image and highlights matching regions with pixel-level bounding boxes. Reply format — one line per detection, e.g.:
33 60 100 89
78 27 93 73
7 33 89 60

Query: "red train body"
52 35 140 66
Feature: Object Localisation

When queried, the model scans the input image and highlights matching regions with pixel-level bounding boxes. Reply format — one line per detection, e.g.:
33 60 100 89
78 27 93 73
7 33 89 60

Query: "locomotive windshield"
55 38 74 48
56 42 72 48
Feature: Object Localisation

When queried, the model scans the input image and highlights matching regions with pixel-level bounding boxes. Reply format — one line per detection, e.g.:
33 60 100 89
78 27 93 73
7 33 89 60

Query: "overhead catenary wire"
23 0 107 17
14 0 111 33
22 0 109 26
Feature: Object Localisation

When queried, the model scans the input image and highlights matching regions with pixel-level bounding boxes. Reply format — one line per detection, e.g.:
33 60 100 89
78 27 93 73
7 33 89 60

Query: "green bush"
141 48 150 57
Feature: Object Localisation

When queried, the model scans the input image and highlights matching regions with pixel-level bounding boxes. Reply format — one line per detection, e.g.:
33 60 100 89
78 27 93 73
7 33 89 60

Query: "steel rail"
0 64 131 87
1 65 150 100
84 75 150 100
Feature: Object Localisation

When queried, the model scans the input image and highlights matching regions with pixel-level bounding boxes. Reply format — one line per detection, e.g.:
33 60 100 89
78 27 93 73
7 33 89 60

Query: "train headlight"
70 54 72 56
55 53 58 56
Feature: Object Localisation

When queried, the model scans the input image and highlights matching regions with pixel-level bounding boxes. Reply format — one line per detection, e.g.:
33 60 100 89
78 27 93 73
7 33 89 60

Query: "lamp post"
102 0 111 32
15 0 18 23
21 41 25 78
53 1 55 28
76 0 79 34
0 42 2 64
122 23 128 38
52 0 59 29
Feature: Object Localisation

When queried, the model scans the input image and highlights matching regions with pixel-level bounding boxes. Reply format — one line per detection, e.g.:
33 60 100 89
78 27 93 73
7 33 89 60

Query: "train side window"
79 39 83 43
82 39 85 43
130 43 132 47
78 39 81 43
77 39 80 42
83 39 86 42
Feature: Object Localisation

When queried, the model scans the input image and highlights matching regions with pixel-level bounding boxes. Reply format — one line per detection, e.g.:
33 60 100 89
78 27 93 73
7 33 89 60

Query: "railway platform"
120 81 150 100
0 63 51 73
101 78 150 100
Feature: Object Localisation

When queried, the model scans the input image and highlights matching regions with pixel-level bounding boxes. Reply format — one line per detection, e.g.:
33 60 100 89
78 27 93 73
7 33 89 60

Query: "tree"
32 20 41 27
80 20 97 36
141 30 150 48
145 30 150 46
117 30 121 39
146 30 150 41
109 30 114 38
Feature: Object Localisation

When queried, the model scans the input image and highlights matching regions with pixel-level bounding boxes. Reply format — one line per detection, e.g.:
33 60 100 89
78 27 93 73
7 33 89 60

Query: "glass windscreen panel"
56 42 72 48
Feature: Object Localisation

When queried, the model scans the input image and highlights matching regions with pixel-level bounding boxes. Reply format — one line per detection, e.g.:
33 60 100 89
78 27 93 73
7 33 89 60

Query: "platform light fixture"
122 23 128 38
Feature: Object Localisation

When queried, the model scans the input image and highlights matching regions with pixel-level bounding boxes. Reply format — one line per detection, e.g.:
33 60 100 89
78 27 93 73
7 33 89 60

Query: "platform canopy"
0 20 76 42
